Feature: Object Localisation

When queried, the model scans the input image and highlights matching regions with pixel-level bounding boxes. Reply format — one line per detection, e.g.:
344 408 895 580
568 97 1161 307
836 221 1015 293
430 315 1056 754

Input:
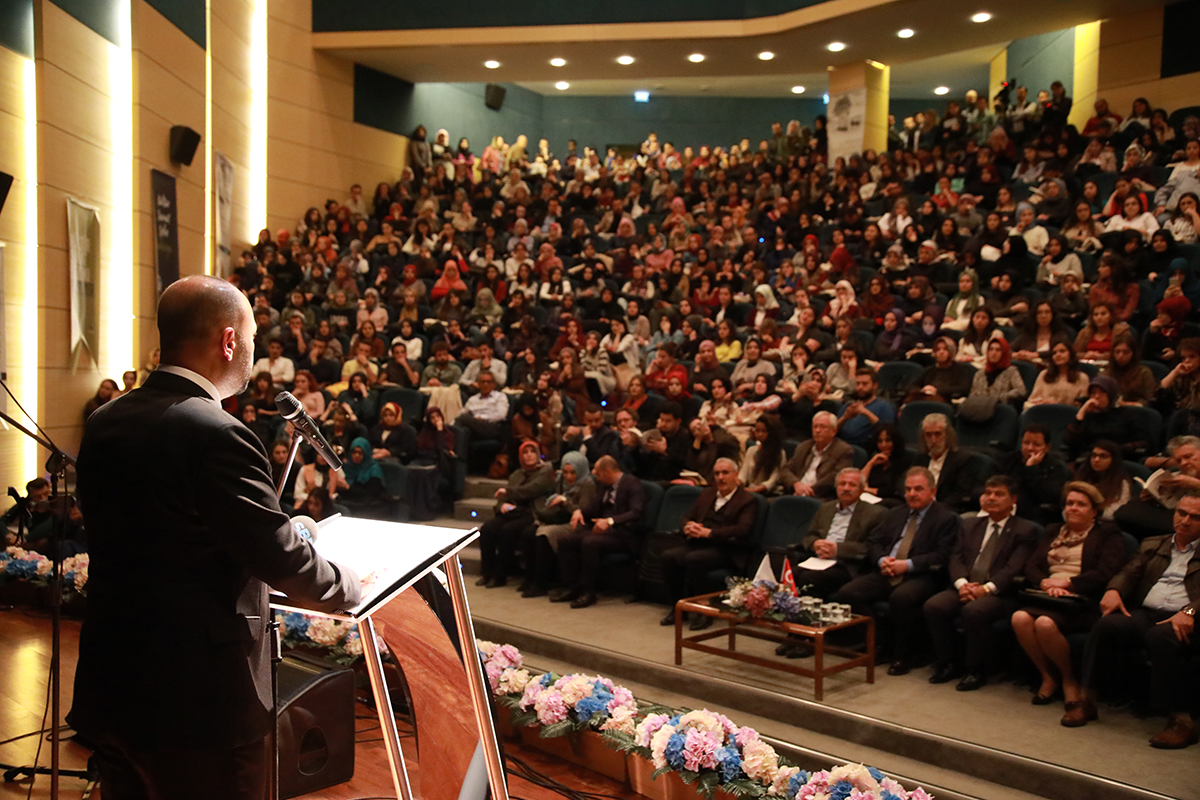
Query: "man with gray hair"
1117 436 1200 540
914 413 977 512
660 458 758 630
779 411 854 499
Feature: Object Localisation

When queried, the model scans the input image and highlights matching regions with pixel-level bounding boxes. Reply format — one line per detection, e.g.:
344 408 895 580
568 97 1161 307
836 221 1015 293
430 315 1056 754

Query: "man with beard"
73 275 361 799
836 368 896 448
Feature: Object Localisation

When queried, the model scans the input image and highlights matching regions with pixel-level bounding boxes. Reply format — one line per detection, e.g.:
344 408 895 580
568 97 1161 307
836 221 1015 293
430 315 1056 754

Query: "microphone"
291 515 320 544
275 391 343 472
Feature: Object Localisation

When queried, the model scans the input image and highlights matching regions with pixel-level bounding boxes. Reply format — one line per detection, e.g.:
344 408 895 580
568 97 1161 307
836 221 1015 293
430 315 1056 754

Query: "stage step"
462 477 507 499
454 497 495 523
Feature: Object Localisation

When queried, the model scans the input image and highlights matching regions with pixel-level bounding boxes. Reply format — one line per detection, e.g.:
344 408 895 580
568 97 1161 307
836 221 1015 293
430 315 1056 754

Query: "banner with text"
214 151 234 277
151 169 179 291
67 198 100 362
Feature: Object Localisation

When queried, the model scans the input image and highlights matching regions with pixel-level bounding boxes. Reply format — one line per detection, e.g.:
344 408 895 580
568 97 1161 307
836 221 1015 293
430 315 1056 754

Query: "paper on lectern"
272 514 478 618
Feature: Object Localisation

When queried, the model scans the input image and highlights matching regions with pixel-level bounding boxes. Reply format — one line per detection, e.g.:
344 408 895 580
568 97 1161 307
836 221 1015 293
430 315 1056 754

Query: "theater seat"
955 403 1019 451
898 401 955 445
1019 404 1077 453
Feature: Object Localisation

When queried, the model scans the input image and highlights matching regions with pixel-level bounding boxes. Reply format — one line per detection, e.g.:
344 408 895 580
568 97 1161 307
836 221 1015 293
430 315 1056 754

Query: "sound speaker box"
277 656 356 799
484 83 506 111
0 171 13 216
168 125 202 166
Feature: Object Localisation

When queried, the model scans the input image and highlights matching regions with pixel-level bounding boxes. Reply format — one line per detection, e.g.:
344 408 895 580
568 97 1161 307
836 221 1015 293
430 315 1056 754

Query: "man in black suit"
995 424 1070 526
563 404 623 467
832 467 961 675
551 455 646 608
923 475 1040 690
912 413 977 512
636 402 693 483
779 411 855 499
73 275 362 800
659 458 758 629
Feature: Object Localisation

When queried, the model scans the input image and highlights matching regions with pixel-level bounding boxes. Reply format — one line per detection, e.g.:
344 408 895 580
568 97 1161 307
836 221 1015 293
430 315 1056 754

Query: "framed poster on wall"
67 197 100 361
151 169 180 292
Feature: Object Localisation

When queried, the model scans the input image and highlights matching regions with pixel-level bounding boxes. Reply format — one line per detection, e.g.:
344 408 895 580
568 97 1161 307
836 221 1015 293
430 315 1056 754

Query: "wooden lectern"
271 516 506 800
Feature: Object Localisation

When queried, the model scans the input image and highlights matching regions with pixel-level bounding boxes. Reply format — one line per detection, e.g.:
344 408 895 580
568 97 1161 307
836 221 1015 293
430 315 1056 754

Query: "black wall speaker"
277 656 356 800
168 125 202 166
484 83 506 111
0 171 12 216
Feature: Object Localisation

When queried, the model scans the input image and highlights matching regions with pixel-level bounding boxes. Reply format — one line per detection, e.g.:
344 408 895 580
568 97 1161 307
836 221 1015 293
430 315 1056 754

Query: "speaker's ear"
169 125 202 166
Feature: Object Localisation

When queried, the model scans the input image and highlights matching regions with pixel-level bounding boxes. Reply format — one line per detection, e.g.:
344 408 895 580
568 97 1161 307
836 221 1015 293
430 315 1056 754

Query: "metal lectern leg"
359 616 414 800
443 554 510 800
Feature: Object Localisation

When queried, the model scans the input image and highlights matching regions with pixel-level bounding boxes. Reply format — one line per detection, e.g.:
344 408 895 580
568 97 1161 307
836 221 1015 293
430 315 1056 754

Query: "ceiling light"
617 55 635 65
634 90 650 103
897 28 915 38
484 60 500 69
688 53 705 63
758 51 775 61
791 85 806 94
827 41 846 52
971 11 992 22
550 57 566 67
934 86 950 95
555 81 570 91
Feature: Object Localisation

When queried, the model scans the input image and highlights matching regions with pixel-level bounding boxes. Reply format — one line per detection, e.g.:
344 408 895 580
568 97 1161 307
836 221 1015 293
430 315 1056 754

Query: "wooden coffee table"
673 592 874 701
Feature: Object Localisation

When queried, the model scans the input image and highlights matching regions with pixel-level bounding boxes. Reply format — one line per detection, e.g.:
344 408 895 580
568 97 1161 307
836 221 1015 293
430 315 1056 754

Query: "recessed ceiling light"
617 55 635 65
897 28 915 38
758 51 775 61
934 86 950 95
688 53 705 63
791 85 806 94
550 57 566 67
484 60 500 69
555 81 570 90
634 90 650 102
971 11 992 22
827 41 846 52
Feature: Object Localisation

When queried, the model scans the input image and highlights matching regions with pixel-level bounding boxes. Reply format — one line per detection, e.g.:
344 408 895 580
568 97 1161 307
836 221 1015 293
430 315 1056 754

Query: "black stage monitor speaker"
277 656 356 800
0 170 12 216
485 83 506 111
168 125 202 166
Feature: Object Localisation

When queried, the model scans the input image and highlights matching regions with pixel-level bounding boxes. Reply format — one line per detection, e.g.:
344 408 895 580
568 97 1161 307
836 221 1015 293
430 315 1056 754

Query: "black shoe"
887 659 912 676
522 585 547 598
785 641 814 659
517 580 533 594
956 671 987 692
661 610 684 626
689 615 713 631
486 577 507 588
549 588 578 603
570 593 597 609
1032 686 1063 705
474 576 491 587
928 662 963 685
775 640 796 656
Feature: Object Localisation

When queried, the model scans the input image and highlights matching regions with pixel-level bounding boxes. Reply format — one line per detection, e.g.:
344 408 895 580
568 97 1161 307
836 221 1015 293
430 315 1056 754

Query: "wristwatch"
1183 605 1196 618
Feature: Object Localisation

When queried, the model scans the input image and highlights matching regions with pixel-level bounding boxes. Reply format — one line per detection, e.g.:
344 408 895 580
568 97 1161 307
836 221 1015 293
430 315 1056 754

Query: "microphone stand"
269 425 304 800
0 397 97 793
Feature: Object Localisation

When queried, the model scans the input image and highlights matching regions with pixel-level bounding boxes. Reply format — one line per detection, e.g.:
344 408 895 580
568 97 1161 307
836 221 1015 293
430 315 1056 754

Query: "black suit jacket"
866 501 961 575
581 472 646 544
915 449 977 511
949 515 1040 594
72 371 361 749
682 486 757 569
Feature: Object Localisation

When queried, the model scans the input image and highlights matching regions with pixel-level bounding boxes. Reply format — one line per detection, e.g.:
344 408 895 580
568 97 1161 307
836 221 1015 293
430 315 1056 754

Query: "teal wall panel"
146 0 205 48
50 0 120 45
0 0 33 57
1006 27 1075 97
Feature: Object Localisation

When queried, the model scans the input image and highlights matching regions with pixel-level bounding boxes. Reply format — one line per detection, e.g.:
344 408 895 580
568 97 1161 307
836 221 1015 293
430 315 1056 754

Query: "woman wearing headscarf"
749 285 780 330
475 440 554 589
467 287 504 333
1036 234 1084 290
369 401 417 462
1065 375 1151 460
941 268 984 331
966 336 1026 407
910 336 976 403
1011 202 1048 256
523 451 597 598
872 309 916 362
430 260 469 302
859 275 896 328
338 437 388 514
820 280 859 327
337 372 380 427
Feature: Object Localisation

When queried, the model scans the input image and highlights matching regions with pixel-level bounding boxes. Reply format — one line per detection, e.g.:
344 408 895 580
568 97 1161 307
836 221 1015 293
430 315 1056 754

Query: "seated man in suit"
779 411 855 499
550 455 646 609
659 458 758 630
923 475 1040 690
778 468 886 659
563 404 624 467
832 467 961 675
636 402 694 483
995 424 1071 526
912 413 977 512
1076 491 1200 747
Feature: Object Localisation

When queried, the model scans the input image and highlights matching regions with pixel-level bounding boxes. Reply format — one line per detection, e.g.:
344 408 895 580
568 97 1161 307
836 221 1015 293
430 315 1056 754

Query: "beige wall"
131 0 206 365
1098 7 1200 117
211 0 254 252
266 0 407 237
0 42 37 492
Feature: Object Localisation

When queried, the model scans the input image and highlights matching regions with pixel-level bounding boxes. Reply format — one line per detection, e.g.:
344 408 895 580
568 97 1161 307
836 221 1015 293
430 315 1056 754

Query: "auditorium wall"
266 0 409 241
1096 5 1200 118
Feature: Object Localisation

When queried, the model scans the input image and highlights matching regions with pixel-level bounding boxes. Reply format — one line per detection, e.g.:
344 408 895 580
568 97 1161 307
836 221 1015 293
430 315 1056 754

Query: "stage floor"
0 608 636 800
464 578 1200 800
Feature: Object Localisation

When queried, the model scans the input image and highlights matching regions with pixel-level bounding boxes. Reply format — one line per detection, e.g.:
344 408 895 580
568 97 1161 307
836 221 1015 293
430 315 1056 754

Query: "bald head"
158 276 250 359
157 276 256 398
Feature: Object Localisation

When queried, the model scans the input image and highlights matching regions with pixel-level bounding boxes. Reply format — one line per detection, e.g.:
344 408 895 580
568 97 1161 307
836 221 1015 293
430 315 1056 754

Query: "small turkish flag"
781 558 798 595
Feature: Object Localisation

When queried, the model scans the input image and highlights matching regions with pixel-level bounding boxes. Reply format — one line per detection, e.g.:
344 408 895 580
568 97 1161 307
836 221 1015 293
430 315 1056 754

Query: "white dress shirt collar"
157 365 222 403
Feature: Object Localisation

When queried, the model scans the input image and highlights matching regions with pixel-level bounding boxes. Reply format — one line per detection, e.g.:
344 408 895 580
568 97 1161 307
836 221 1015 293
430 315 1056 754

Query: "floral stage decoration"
0 547 88 597
267 618 936 800
723 578 812 624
